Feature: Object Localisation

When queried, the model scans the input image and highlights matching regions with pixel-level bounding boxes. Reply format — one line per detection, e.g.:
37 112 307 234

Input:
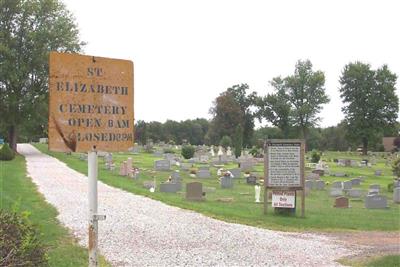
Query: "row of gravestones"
154 159 256 174
334 194 395 209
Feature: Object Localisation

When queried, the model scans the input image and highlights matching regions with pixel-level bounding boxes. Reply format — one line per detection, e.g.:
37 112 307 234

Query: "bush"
0 143 15 161
392 158 400 178
0 209 48 266
310 150 321 163
181 145 195 159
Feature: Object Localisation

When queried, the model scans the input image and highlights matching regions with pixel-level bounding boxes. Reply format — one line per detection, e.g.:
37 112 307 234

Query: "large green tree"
255 77 292 138
339 62 399 155
0 0 84 150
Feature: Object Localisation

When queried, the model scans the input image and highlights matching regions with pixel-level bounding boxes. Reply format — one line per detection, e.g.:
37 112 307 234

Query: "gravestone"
143 181 156 189
180 163 191 171
337 159 346 166
330 188 343 197
153 151 163 157
305 180 314 190
350 178 362 186
332 181 343 189
171 171 181 182
119 161 128 176
246 175 257 185
228 168 241 179
365 195 388 209
315 180 325 190
186 182 205 201
334 196 349 208
160 182 181 193
394 180 400 189
312 169 324 176
348 189 362 198
343 181 352 191
393 187 400 203
154 160 170 171
374 170 383 176
197 170 211 178
126 157 133 175
199 155 209 162
344 159 351 167
198 165 210 171
350 160 358 167
306 173 320 180
369 184 380 191
221 176 234 189
240 161 254 172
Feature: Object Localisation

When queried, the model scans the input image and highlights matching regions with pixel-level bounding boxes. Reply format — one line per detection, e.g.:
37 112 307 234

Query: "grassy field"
340 254 400 267
0 155 109 266
34 144 400 232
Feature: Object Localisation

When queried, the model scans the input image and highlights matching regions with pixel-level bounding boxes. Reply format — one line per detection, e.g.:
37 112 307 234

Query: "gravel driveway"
18 144 358 266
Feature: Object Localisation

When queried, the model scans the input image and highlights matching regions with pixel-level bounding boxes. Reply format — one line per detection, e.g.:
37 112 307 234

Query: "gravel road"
18 144 359 266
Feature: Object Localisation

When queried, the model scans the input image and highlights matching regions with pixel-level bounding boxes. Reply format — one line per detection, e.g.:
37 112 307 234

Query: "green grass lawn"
34 144 400 232
0 155 109 266
340 254 400 267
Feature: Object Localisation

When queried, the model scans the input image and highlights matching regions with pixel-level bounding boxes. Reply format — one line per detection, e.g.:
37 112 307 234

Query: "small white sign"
272 190 296 208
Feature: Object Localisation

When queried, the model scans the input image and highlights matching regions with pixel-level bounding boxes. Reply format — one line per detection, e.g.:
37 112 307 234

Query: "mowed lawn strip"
0 154 110 267
34 144 400 232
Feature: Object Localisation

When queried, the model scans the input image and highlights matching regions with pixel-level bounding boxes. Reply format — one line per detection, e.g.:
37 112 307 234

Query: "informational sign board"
272 190 296 208
48 52 134 152
263 139 305 217
266 142 302 187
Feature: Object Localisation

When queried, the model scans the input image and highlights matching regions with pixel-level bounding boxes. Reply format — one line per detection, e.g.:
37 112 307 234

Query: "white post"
88 151 98 267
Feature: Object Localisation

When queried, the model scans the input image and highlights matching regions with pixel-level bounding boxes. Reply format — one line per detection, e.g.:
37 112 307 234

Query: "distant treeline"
134 119 399 151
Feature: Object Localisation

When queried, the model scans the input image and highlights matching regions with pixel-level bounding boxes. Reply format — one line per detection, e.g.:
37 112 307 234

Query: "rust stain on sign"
48 52 134 152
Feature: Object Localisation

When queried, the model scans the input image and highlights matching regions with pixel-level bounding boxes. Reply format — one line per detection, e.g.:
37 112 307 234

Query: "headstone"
343 180 352 191
153 151 163 157
180 163 191 171
369 184 380 191
119 161 128 176
305 180 314 189
344 159 351 167
333 172 347 177
160 182 181 193
365 195 388 209
240 161 254 172
226 147 232 156
186 182 204 201
350 160 358 167
246 175 257 185
394 180 400 188
312 169 324 176
348 189 363 198
374 170 383 176
332 181 343 189
143 180 156 189
217 146 223 156
39 137 48 144
228 168 241 179
221 176 233 188
154 160 170 171
198 165 210 171
126 157 133 175
306 173 320 180
334 196 349 208
330 188 343 197
171 171 181 182
350 178 362 186
393 187 400 203
210 146 215 157
315 180 325 190
197 170 211 178
199 155 209 162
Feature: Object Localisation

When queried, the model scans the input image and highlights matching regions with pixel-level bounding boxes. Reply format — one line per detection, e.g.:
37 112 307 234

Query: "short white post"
88 150 98 267
255 185 261 203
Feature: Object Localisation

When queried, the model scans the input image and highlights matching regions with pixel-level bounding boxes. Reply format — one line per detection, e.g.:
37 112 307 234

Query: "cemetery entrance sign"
48 52 134 152
264 140 305 217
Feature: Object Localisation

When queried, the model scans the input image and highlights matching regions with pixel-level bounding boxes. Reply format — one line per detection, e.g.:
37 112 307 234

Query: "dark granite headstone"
334 196 349 208
186 182 205 201
246 175 257 185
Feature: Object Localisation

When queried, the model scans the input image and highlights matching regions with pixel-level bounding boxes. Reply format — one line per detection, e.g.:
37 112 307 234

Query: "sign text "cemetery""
49 52 134 152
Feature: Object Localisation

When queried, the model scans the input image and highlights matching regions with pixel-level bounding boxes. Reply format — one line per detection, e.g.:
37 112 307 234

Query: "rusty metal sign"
48 52 134 152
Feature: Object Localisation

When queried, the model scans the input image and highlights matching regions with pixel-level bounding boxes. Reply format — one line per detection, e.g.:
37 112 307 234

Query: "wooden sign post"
48 52 134 266
263 139 305 217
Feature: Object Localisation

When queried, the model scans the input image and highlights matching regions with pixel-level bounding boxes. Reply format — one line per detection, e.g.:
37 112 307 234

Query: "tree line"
1 1 399 154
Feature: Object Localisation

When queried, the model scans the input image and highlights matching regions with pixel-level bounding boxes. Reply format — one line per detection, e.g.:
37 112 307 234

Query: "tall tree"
233 124 243 158
255 77 292 138
226 84 257 147
339 62 399 155
285 60 329 144
0 0 84 150
207 91 243 144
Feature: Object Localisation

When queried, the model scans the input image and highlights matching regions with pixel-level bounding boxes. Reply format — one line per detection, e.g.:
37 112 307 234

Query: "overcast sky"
63 0 400 128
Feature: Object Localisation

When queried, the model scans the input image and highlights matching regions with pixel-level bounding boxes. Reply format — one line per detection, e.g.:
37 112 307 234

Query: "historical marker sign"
266 142 302 187
48 52 134 152
264 139 305 216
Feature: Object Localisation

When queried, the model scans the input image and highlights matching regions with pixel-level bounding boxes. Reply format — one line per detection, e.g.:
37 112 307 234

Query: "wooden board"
48 52 134 152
